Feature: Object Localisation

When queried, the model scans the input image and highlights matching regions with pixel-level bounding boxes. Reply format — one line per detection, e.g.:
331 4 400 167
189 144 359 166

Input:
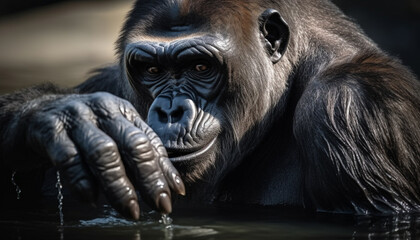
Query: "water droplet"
160 214 173 226
11 171 22 200
56 171 64 226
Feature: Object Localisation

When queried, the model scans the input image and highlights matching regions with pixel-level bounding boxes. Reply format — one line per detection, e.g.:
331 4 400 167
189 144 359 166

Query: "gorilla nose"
156 106 185 124
147 96 197 141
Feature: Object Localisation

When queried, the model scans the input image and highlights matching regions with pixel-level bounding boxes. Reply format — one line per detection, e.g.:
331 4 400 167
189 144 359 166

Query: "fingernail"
173 174 186 196
158 193 172 214
128 199 140 220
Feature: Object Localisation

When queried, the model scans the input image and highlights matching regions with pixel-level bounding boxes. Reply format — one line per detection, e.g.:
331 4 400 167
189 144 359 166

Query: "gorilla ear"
259 9 290 63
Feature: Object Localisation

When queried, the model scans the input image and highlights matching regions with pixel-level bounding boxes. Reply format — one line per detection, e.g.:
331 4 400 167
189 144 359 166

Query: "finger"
127 109 186 196
69 119 140 220
27 114 98 204
118 101 186 195
143 124 186 196
99 115 174 214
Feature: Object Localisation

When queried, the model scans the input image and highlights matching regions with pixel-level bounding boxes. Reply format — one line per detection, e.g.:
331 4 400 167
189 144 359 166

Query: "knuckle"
127 133 158 161
118 99 139 122
120 98 135 108
144 125 159 139
90 92 118 107
34 114 59 128
90 91 114 100
138 161 158 176
122 128 167 164
88 137 119 161
88 92 121 118
127 131 149 147
102 138 119 151
28 114 62 142
137 120 151 132
56 148 79 167
102 166 126 184
63 100 90 117
140 168 164 185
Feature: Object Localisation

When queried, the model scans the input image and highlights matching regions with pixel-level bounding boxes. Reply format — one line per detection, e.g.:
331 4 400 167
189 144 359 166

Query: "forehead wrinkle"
137 38 225 64
131 33 206 43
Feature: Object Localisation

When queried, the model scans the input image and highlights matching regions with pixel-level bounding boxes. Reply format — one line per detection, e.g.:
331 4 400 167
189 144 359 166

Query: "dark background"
0 0 419 76
333 0 420 76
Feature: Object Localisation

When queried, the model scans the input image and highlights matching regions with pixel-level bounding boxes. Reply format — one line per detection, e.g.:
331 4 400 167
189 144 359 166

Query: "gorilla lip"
168 137 217 162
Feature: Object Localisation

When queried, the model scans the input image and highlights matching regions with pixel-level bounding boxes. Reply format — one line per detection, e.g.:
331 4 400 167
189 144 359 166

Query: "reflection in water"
353 214 420 239
79 215 141 227
133 230 141 240
55 171 64 226
58 227 64 240
160 214 174 239
1 203 419 239
73 208 218 240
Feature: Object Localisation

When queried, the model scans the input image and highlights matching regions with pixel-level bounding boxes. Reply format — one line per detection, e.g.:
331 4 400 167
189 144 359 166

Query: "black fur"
1 0 419 216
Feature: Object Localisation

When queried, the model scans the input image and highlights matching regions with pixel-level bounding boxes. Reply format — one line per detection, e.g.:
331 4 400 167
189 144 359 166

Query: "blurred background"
0 0 419 94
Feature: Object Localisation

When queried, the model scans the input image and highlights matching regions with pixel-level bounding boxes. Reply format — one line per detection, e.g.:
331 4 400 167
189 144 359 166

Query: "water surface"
1 199 419 240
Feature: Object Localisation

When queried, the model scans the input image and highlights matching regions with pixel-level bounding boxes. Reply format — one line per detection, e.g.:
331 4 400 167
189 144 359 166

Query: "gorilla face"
125 37 226 181
121 0 290 182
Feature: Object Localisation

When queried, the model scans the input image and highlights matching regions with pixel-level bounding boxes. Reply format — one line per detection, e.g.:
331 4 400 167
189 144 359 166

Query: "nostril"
171 107 184 123
157 108 168 123
154 107 185 124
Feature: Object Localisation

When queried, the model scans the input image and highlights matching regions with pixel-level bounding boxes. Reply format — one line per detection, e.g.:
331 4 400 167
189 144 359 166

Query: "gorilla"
1 0 419 220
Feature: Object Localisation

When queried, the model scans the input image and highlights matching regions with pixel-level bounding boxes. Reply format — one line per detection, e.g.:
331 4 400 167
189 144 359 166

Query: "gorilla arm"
0 82 185 220
293 52 420 214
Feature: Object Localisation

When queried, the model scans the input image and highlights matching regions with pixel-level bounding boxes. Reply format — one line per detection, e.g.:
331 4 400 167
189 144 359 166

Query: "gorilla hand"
8 92 185 220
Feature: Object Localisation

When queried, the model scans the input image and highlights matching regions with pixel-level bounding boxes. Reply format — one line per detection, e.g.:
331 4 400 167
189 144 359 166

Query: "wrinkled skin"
2 92 185 219
1 0 420 220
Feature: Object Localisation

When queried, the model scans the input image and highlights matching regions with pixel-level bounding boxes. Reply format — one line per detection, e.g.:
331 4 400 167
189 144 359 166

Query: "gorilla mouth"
167 138 217 162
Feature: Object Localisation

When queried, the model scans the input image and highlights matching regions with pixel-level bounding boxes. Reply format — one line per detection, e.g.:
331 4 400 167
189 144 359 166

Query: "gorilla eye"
147 66 160 74
194 64 209 72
